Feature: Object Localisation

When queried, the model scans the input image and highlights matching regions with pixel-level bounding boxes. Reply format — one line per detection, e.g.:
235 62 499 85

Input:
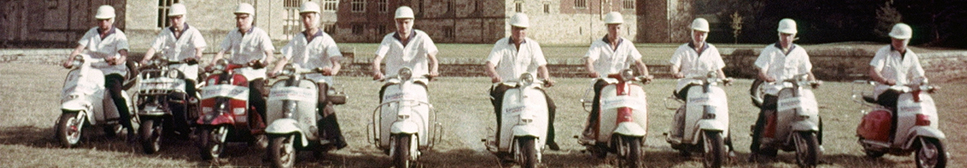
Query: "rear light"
915 114 931 126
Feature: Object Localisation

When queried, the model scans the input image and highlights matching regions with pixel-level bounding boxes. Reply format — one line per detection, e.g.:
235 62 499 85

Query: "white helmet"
510 13 529 28
777 18 797 34
395 6 414 19
889 23 913 40
690 18 709 32
604 12 623 25
168 3 186 17
95 5 115 19
300 2 321 14
235 3 255 15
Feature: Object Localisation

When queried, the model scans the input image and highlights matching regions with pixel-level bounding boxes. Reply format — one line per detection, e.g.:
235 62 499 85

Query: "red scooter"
194 59 267 160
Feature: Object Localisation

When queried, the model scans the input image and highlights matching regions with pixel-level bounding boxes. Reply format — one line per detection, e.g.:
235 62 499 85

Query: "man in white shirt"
580 12 651 142
667 18 728 139
270 2 347 149
209 3 276 124
484 13 559 150
140 3 207 134
750 18 819 158
868 23 926 140
372 6 440 99
63 5 135 141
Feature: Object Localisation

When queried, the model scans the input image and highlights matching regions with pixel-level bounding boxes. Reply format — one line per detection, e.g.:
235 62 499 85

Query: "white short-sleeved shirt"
78 27 129 76
281 31 343 82
670 42 726 90
584 37 642 77
869 45 925 97
754 43 812 95
219 27 275 81
149 24 207 80
375 30 438 77
485 37 548 82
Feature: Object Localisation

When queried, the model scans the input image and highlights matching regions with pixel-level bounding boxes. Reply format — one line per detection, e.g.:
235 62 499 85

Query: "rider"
208 3 275 125
483 13 560 150
63 5 135 141
140 3 207 134
667 18 727 141
580 12 651 143
372 6 440 98
749 18 819 159
868 23 926 140
269 1 348 149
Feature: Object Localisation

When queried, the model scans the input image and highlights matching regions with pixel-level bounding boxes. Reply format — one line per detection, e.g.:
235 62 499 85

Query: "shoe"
547 142 560 151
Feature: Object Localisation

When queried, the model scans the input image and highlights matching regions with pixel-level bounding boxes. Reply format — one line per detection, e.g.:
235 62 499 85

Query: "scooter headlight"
70 55 84 68
519 73 534 86
620 69 635 81
280 64 295 77
167 69 180 78
398 68 413 81
213 59 229 72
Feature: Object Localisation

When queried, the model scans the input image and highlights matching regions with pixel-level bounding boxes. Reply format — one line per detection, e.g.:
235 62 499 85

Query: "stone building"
1 0 692 49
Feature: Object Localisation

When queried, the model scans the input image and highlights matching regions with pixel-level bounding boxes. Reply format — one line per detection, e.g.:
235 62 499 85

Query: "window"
443 26 454 38
156 0 180 28
377 25 387 36
323 0 338 11
377 0 388 13
623 0 635 10
515 1 522 12
351 0 365 12
575 0 586 9
544 4 550 13
352 24 364 35
283 0 303 40
323 24 336 34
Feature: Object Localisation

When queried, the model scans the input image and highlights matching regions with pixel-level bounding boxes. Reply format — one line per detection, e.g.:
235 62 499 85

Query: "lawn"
0 63 964 167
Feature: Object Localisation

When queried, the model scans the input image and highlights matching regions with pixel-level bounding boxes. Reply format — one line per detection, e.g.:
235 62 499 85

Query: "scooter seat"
862 96 877 104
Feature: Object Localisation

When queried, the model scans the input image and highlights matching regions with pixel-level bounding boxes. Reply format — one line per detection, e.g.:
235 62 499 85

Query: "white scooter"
752 74 822 167
265 64 347 168
368 68 443 168
483 73 550 168
663 72 733 168
852 79 947 168
579 69 650 167
56 54 137 148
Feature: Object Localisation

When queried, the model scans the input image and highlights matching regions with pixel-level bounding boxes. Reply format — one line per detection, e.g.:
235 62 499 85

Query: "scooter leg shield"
266 118 309 147
391 121 419 134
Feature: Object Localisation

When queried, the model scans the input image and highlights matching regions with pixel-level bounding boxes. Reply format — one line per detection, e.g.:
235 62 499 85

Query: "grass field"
1 63 964 167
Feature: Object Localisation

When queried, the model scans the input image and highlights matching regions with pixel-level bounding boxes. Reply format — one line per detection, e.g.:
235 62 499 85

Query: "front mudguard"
512 125 542 137
266 118 309 147
903 126 946 149
61 98 91 112
613 122 647 137
790 120 820 132
391 120 419 134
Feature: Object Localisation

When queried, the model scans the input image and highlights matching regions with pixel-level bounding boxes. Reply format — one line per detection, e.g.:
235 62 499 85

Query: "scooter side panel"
597 85 647 142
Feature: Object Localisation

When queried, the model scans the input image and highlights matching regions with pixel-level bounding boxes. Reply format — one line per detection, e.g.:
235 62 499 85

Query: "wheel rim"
66 117 82 143
151 125 162 151
210 127 227 157
794 133 806 165
917 139 939 167
702 134 713 166
280 136 295 166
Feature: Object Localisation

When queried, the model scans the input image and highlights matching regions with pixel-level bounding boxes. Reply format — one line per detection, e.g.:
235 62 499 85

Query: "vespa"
265 64 347 167
579 69 650 167
852 79 947 168
663 71 734 168
368 68 443 168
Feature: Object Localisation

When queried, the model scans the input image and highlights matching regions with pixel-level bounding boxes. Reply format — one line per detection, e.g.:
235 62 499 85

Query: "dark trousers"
249 79 267 124
585 80 608 137
751 94 824 154
490 84 557 144
105 74 133 132
877 90 901 138
316 83 347 148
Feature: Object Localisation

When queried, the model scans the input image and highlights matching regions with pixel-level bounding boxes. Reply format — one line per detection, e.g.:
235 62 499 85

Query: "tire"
915 137 946 168
269 135 297 168
140 119 163 154
517 137 539 168
750 79 766 108
619 136 642 168
196 126 225 160
392 134 412 168
57 112 84 148
793 132 820 168
703 131 726 168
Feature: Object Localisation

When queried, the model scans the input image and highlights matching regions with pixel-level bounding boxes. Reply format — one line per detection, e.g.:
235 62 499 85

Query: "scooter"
265 64 347 168
579 69 650 167
483 73 550 168
852 79 947 168
752 74 822 167
194 59 267 160
56 54 137 148
136 56 199 154
368 68 443 168
663 71 733 168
